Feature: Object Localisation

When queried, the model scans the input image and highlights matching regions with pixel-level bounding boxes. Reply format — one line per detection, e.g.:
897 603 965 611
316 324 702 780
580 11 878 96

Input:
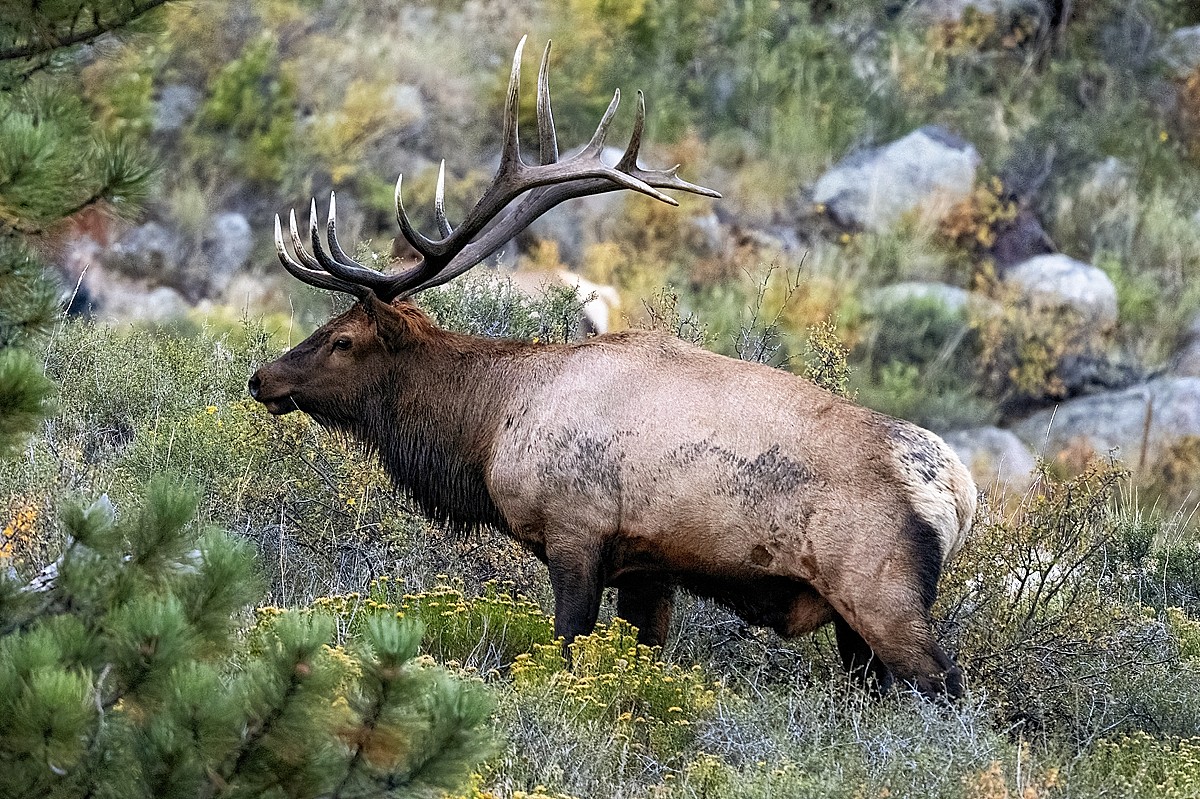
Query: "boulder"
1002 254 1118 332
864 281 972 317
1010 377 1200 470
153 84 202 134
1160 25 1200 79
1170 313 1200 377
196 212 253 296
942 426 1038 495
102 222 184 282
813 126 979 232
1085 156 1134 199
97 211 255 302
82 264 190 325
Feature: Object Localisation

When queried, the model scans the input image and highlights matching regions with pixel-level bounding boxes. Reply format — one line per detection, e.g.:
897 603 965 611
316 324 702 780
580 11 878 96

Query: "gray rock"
83 264 190 324
813 126 979 232
1002 254 1118 331
689 212 728 257
943 426 1038 495
1160 25 1200 79
197 212 253 295
1086 156 1134 199
153 85 202 133
865 281 972 317
1171 313 1200 377
102 222 184 281
1011 377 1200 470
98 212 255 301
906 0 1042 22
385 83 426 128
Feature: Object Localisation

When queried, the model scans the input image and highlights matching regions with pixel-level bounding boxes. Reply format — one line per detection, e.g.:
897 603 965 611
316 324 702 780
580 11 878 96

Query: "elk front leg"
616 581 675 647
547 552 603 660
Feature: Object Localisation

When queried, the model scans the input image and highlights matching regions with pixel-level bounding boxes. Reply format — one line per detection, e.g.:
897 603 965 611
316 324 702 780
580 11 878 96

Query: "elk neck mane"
345 307 528 536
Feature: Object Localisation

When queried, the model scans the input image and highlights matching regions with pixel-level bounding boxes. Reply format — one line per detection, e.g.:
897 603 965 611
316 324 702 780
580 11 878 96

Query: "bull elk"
248 38 977 698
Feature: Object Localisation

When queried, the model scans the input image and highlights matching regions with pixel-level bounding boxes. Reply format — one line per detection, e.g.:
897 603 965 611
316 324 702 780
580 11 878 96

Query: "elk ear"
361 294 411 349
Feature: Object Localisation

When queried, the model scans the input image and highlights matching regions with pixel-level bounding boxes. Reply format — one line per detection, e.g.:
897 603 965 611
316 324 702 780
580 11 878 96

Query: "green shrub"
939 459 1200 738
802 317 853 398
1067 732 1200 799
308 580 557 675
419 272 587 344
0 481 492 799
853 295 995 429
0 350 54 459
971 284 1090 409
193 33 297 182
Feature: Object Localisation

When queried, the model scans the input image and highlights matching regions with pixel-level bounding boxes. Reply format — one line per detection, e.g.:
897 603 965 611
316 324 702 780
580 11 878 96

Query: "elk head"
248 36 719 420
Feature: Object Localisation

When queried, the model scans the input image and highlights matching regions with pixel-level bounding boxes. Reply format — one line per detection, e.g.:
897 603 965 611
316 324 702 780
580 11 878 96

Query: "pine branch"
330 674 395 799
208 667 306 799
0 0 174 62
0 190 107 237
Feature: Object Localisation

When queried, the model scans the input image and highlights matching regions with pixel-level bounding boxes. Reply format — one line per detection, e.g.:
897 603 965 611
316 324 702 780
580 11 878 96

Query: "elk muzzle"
247 366 298 416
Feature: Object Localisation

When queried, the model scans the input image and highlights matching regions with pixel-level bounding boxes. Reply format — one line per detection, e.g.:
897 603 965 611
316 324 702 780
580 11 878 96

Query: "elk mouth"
259 396 300 416
248 373 301 415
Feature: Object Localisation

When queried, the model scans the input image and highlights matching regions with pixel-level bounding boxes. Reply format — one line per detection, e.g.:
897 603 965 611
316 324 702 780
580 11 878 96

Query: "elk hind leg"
833 614 894 694
616 580 675 647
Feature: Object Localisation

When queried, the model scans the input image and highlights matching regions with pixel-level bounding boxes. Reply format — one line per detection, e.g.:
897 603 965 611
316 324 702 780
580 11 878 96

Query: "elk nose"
247 372 261 400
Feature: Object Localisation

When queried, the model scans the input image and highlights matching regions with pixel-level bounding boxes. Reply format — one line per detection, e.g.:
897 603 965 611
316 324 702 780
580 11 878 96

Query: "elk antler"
273 36 721 302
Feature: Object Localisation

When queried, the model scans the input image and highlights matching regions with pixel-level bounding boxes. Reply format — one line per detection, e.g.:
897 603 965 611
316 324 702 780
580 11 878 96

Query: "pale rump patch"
888 422 976 563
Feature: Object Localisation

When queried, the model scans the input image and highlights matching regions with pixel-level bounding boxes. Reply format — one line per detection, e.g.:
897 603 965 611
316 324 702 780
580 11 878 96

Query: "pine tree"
0 481 493 798
0 0 161 349
1 0 164 450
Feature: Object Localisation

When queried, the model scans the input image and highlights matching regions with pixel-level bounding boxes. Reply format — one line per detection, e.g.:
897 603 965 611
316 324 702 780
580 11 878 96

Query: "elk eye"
332 337 352 351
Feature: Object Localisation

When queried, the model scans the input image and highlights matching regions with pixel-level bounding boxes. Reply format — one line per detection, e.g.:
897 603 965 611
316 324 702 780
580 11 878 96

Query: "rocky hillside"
50 0 1200 502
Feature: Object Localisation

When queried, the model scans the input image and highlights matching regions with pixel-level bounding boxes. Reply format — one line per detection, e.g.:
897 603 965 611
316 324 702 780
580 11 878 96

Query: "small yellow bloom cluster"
0 501 40 565
938 175 1019 253
443 772 581 799
1088 731 1200 799
1166 607 1200 661
512 620 719 757
306 580 555 669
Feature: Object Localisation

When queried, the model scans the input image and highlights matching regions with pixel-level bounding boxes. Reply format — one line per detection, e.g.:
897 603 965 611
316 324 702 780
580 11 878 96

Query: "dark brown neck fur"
337 311 534 534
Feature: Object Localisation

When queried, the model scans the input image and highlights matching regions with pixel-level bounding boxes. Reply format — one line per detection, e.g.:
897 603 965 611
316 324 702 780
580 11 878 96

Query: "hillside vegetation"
4 0 1200 797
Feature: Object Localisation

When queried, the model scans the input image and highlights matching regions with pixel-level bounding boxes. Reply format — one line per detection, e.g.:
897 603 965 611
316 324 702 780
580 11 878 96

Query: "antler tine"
307 194 389 290
536 39 559 165
273 212 368 298
582 89 621 157
500 34 528 171
433 161 453 238
325 192 373 269
616 90 646 171
626 163 723 199
288 208 325 272
394 174 443 256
